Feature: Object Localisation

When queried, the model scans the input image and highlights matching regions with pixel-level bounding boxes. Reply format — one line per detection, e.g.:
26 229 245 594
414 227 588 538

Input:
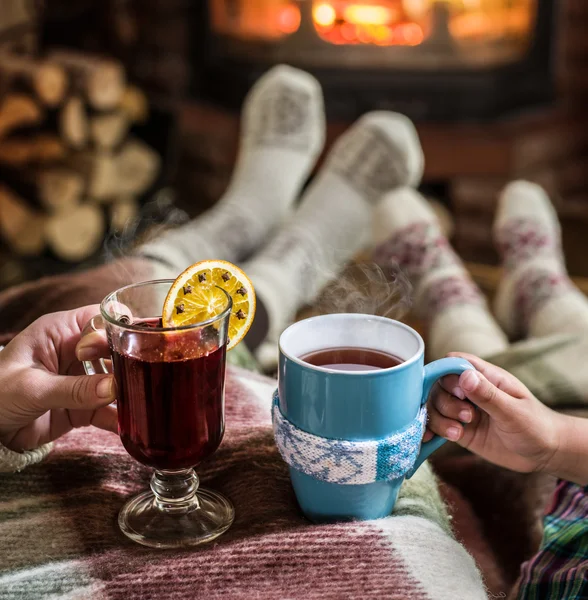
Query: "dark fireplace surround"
193 1 556 122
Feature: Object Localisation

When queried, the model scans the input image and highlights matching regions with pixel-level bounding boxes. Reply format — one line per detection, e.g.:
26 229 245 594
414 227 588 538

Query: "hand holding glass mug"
0 306 117 452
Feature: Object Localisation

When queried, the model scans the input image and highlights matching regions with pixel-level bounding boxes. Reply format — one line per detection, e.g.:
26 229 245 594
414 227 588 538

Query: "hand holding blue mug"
273 313 475 523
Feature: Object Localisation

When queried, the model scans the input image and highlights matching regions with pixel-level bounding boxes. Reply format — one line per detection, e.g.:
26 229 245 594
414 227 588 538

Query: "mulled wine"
301 347 403 372
112 319 227 470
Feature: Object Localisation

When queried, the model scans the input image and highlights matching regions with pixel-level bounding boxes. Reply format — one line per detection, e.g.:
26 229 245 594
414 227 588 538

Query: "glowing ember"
313 1 424 46
343 5 396 26
278 5 301 33
314 3 337 26
210 0 537 50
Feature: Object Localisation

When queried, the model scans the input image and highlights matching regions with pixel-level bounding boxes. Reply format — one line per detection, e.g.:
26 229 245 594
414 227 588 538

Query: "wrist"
544 413 588 486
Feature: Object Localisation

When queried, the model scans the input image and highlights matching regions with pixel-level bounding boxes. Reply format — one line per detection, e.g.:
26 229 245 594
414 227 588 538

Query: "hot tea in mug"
302 347 404 371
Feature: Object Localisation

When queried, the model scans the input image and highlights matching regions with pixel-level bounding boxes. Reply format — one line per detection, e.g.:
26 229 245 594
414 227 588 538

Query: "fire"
210 0 536 50
278 4 301 33
313 1 424 46
343 5 395 26
314 3 337 26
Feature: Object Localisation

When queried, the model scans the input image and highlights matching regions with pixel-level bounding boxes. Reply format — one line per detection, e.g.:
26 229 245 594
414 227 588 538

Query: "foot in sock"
373 188 508 360
245 111 425 354
136 64 325 273
493 180 588 339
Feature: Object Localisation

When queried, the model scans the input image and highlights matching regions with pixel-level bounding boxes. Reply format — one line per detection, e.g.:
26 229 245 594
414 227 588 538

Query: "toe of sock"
241 64 326 156
357 111 425 188
325 111 424 200
494 180 560 237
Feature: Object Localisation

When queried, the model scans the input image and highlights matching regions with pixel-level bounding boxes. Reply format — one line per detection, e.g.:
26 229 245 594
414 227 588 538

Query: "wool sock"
136 64 325 276
493 180 588 339
373 188 508 361
244 111 425 357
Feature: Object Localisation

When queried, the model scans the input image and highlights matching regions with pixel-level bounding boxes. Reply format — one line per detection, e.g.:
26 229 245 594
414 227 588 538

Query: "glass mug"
81 280 234 549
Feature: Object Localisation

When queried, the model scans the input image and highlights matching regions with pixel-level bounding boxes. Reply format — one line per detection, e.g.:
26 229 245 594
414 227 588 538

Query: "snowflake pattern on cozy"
272 390 427 485
373 222 461 283
495 218 563 271
514 267 574 329
422 275 486 316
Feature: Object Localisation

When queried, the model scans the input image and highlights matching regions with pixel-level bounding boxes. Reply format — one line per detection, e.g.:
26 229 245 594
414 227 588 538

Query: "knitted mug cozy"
272 390 427 485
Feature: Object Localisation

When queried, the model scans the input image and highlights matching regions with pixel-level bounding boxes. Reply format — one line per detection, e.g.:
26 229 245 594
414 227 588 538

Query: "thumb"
458 369 513 420
41 373 116 411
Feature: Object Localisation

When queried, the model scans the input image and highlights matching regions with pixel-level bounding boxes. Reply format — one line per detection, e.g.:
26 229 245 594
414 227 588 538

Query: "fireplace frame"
192 1 557 122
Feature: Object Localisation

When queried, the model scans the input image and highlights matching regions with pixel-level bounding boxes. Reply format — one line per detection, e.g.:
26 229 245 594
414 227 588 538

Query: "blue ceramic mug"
277 313 475 523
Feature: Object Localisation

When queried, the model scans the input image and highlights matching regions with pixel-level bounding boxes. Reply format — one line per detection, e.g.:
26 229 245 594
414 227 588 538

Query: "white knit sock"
245 112 425 350
137 65 325 273
493 180 588 339
374 188 508 361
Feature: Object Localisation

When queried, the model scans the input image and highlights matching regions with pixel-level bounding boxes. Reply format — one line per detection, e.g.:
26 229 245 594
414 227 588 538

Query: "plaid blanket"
1 262 585 598
0 367 489 600
514 481 588 600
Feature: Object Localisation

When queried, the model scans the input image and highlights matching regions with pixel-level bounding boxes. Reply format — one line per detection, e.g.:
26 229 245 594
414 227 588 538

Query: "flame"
307 0 531 48
312 1 423 46
278 4 301 33
343 5 395 26
314 3 337 27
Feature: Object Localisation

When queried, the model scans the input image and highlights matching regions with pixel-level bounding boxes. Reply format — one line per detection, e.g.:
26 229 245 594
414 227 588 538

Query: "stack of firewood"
0 49 159 263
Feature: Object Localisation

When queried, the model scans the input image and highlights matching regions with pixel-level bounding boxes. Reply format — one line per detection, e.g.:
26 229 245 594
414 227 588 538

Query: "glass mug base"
119 477 235 549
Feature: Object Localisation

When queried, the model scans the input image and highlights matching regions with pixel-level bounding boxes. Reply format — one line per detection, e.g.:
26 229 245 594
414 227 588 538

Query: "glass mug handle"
80 315 109 376
406 357 476 479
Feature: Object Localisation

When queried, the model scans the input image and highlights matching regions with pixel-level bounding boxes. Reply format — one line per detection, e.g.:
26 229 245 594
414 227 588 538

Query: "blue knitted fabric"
272 390 427 485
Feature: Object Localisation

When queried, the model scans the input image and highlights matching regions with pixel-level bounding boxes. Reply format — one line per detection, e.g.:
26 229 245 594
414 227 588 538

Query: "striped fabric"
516 481 588 600
272 390 428 484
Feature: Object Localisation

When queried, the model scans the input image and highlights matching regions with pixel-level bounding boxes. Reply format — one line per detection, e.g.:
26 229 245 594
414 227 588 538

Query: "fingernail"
452 386 465 400
77 346 99 361
458 409 472 423
96 377 115 400
446 427 461 441
460 370 479 392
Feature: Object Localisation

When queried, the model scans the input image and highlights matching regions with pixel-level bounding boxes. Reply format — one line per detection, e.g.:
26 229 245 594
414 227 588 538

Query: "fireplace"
196 0 555 120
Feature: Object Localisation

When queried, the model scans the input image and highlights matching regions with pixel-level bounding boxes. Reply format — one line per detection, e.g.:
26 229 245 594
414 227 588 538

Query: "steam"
315 261 413 320
99 187 190 285
101 187 189 263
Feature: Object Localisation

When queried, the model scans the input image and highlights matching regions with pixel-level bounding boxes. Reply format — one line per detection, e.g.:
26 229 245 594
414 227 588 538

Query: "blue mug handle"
406 357 475 479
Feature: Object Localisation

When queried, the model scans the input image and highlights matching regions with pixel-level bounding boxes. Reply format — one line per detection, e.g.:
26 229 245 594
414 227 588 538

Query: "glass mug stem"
151 469 201 514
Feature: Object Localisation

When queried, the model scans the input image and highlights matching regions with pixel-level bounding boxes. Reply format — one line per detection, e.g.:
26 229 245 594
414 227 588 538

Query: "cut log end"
0 54 67 107
49 50 125 110
60 96 88 149
90 111 129 150
116 139 161 197
38 168 84 213
0 94 42 138
69 139 160 200
45 204 105 262
119 85 148 123
0 185 45 255
34 63 67 107
0 135 65 167
110 196 140 232
88 63 126 111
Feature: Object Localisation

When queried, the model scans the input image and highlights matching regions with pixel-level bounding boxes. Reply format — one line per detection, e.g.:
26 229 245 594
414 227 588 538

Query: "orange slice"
162 260 256 351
